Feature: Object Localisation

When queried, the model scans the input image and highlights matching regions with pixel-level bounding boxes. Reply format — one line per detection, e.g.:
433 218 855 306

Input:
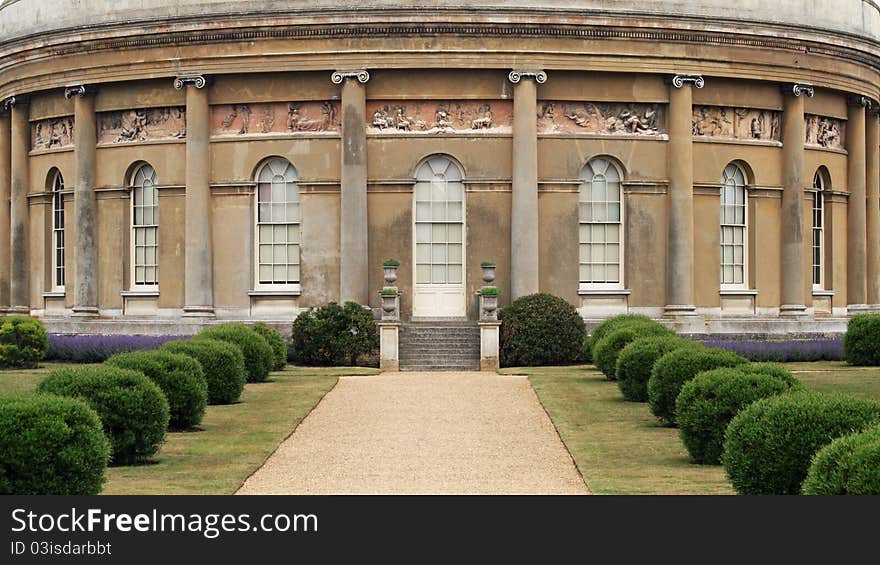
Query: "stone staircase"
399 321 481 371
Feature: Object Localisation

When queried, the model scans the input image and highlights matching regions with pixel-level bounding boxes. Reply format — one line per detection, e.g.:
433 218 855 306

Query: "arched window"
812 169 827 289
50 169 65 290
414 156 464 286
579 158 623 288
720 163 747 287
256 157 300 287
131 164 158 288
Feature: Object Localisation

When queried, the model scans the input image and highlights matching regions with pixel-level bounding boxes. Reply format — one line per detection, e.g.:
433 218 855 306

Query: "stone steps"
398 321 481 371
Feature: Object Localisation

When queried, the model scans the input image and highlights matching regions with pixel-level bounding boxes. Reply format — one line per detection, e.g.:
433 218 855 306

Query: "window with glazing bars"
132 164 158 286
720 164 747 286
256 157 300 286
51 170 65 290
579 158 622 286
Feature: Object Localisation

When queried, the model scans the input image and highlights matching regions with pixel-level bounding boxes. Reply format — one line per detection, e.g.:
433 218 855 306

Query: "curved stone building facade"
1 0 879 335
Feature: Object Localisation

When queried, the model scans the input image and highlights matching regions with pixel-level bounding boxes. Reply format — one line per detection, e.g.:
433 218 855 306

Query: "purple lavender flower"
695 337 843 362
46 334 185 363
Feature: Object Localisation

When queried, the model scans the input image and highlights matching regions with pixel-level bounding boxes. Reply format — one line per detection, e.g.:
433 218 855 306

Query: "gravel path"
236 372 589 495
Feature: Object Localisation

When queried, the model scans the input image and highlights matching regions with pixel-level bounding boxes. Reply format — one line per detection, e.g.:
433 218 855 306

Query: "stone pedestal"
780 85 809 315
379 322 400 372
847 97 869 308
9 97 29 313
479 321 501 371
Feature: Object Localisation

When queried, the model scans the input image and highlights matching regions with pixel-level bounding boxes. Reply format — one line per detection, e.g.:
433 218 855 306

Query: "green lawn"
504 361 880 495
0 362 378 494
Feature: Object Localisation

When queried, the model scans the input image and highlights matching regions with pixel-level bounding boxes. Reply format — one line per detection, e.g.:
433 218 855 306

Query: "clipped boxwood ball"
252 322 287 371
802 425 880 495
161 338 246 405
676 367 801 465
616 336 698 402
844 314 880 366
593 322 672 380
37 365 169 466
587 314 655 360
107 350 208 429
197 323 274 382
741 362 800 388
722 392 880 495
499 293 585 367
0 395 110 495
648 347 747 426
0 316 49 369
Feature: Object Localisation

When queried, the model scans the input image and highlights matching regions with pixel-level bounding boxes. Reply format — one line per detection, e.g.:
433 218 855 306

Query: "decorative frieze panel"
366 101 512 134
211 102 340 136
98 107 186 144
537 102 665 136
692 106 781 141
32 116 75 150
805 115 845 150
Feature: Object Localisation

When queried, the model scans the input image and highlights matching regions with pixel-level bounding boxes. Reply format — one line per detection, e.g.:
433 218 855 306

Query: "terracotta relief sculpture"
366 101 512 133
805 114 844 149
691 106 781 141
212 101 340 136
31 116 75 150
98 107 187 144
537 102 664 135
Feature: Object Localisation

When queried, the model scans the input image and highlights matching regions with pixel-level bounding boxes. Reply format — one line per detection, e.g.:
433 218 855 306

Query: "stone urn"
381 288 400 320
480 290 498 321
383 262 399 285
481 263 496 284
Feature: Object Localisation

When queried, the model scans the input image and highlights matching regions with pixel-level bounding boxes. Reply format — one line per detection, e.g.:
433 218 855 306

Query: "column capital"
2 95 27 111
848 94 873 109
63 85 94 99
871 101 880 117
508 70 547 84
331 70 370 84
173 74 208 90
787 83 815 98
670 74 705 89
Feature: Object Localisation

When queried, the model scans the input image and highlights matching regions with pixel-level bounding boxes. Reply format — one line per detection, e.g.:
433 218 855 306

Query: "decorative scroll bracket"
670 74 705 89
63 85 90 99
331 70 370 84
173 75 208 90
508 70 547 84
790 83 815 98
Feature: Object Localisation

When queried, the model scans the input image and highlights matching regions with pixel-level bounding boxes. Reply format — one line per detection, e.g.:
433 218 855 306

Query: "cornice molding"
330 70 370 84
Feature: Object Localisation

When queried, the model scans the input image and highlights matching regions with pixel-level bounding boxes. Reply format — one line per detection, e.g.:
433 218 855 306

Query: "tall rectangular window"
721 164 747 287
414 156 464 286
579 158 622 288
132 164 158 287
256 157 300 287
812 171 825 288
51 170 65 290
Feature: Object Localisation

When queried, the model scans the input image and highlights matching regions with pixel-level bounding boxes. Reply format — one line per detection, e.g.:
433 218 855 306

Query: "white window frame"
578 157 625 292
253 157 301 292
130 164 159 291
812 170 825 290
50 169 65 292
720 163 748 291
412 156 466 288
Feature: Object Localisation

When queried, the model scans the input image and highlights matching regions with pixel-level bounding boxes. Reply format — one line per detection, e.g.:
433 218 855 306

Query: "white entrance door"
413 156 466 318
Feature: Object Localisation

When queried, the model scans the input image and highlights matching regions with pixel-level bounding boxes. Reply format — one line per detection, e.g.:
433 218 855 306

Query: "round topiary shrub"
587 314 655 360
106 350 208 429
161 338 246 405
37 365 169 465
722 392 880 495
290 302 379 366
676 367 803 465
802 425 880 495
197 323 274 382
648 347 747 426
593 322 672 380
252 322 287 371
0 316 49 369
616 336 698 402
843 314 880 366
0 395 110 494
499 293 585 367
741 362 800 388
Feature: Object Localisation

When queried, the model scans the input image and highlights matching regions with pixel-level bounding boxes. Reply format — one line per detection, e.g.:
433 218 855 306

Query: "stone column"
508 70 545 299
779 84 812 315
8 97 29 313
847 96 870 309
175 75 214 316
0 106 10 310
665 74 703 314
66 86 99 316
332 70 370 305
866 101 880 308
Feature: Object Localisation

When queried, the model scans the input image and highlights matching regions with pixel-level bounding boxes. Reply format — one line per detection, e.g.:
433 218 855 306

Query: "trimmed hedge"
106 350 208 429
616 336 698 402
647 347 747 426
161 338 246 405
0 395 110 495
722 392 880 495
37 366 169 465
198 323 274 382
290 302 379 366
742 362 800 388
593 322 672 380
499 293 585 367
0 316 49 369
676 367 802 465
802 425 880 495
252 322 287 370
844 314 880 366
587 314 654 360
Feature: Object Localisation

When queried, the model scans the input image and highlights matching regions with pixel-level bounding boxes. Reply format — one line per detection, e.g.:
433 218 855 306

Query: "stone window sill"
120 290 160 298
812 290 835 297
719 289 758 296
248 288 302 297
42 291 66 299
578 288 631 296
